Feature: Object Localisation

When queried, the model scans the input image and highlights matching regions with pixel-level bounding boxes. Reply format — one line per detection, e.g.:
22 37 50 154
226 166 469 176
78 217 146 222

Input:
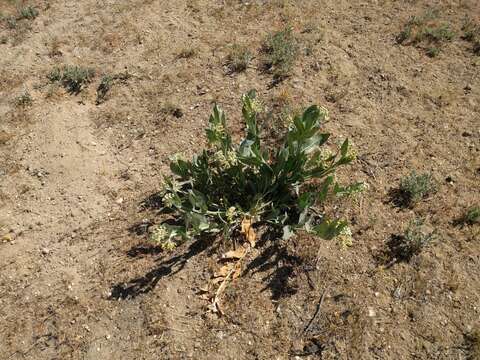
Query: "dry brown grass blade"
241 217 256 247
210 247 250 315
222 247 247 260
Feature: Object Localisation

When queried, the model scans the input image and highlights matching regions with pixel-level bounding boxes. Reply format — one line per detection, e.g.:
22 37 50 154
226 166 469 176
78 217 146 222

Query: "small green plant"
226 44 252 72
19 6 39 20
6 16 16 29
160 102 183 118
399 171 436 205
385 219 435 264
149 90 364 251
96 75 113 104
399 219 435 261
397 10 454 56
462 19 480 55
464 206 480 225
465 328 480 360
262 26 298 79
15 90 32 107
177 47 197 59
48 65 95 94
426 46 440 57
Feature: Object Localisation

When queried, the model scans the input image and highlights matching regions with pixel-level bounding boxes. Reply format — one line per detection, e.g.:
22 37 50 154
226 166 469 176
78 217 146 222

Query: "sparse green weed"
48 65 95 94
385 218 436 264
160 102 183 118
262 26 298 80
19 6 39 20
399 171 436 206
15 90 32 107
464 206 480 225
465 328 480 360
399 218 435 261
177 47 197 59
149 90 364 251
96 75 113 104
397 10 454 56
462 19 480 55
426 46 440 57
226 44 252 73
6 16 16 29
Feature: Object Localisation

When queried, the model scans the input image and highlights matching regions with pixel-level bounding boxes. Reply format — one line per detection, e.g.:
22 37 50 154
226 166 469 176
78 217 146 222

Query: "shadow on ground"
110 236 212 300
112 194 304 301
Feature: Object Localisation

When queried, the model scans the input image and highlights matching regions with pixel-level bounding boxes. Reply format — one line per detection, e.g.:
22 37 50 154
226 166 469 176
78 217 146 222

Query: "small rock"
115 197 124 204
368 307 376 317
41 247 50 255
2 234 12 242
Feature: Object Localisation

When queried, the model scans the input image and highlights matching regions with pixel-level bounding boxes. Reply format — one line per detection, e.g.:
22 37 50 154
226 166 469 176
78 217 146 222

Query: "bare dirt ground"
1 0 479 359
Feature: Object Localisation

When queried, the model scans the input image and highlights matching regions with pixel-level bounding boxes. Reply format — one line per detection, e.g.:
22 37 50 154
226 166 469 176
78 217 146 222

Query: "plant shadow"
243 230 303 300
116 191 304 301
375 234 412 268
110 235 213 300
387 188 410 209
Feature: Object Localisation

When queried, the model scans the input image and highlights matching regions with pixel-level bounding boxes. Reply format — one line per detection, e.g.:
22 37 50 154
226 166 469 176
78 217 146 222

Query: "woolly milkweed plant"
150 90 365 251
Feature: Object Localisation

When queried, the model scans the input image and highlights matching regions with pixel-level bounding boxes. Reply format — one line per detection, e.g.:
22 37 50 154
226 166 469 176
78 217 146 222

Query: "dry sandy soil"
1 0 479 359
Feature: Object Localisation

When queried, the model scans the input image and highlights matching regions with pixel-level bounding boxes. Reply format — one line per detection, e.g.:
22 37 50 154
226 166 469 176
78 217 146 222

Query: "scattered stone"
41 247 50 255
368 307 376 317
2 234 12 242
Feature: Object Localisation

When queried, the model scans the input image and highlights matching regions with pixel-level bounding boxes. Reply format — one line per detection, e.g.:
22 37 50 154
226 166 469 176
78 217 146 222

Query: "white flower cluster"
226 206 237 222
150 225 168 243
170 179 181 193
211 123 225 136
162 192 176 207
161 239 177 251
319 106 330 121
318 148 333 162
357 181 369 193
214 150 238 169
337 226 353 248
345 147 357 161
251 98 264 113
150 225 177 251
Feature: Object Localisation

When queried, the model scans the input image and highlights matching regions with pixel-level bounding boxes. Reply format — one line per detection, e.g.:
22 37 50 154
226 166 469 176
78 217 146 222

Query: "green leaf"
302 105 320 129
340 139 349 157
188 190 207 211
317 175 334 202
241 91 260 147
186 212 211 233
312 219 347 240
170 159 191 178
333 182 365 197
298 192 314 211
